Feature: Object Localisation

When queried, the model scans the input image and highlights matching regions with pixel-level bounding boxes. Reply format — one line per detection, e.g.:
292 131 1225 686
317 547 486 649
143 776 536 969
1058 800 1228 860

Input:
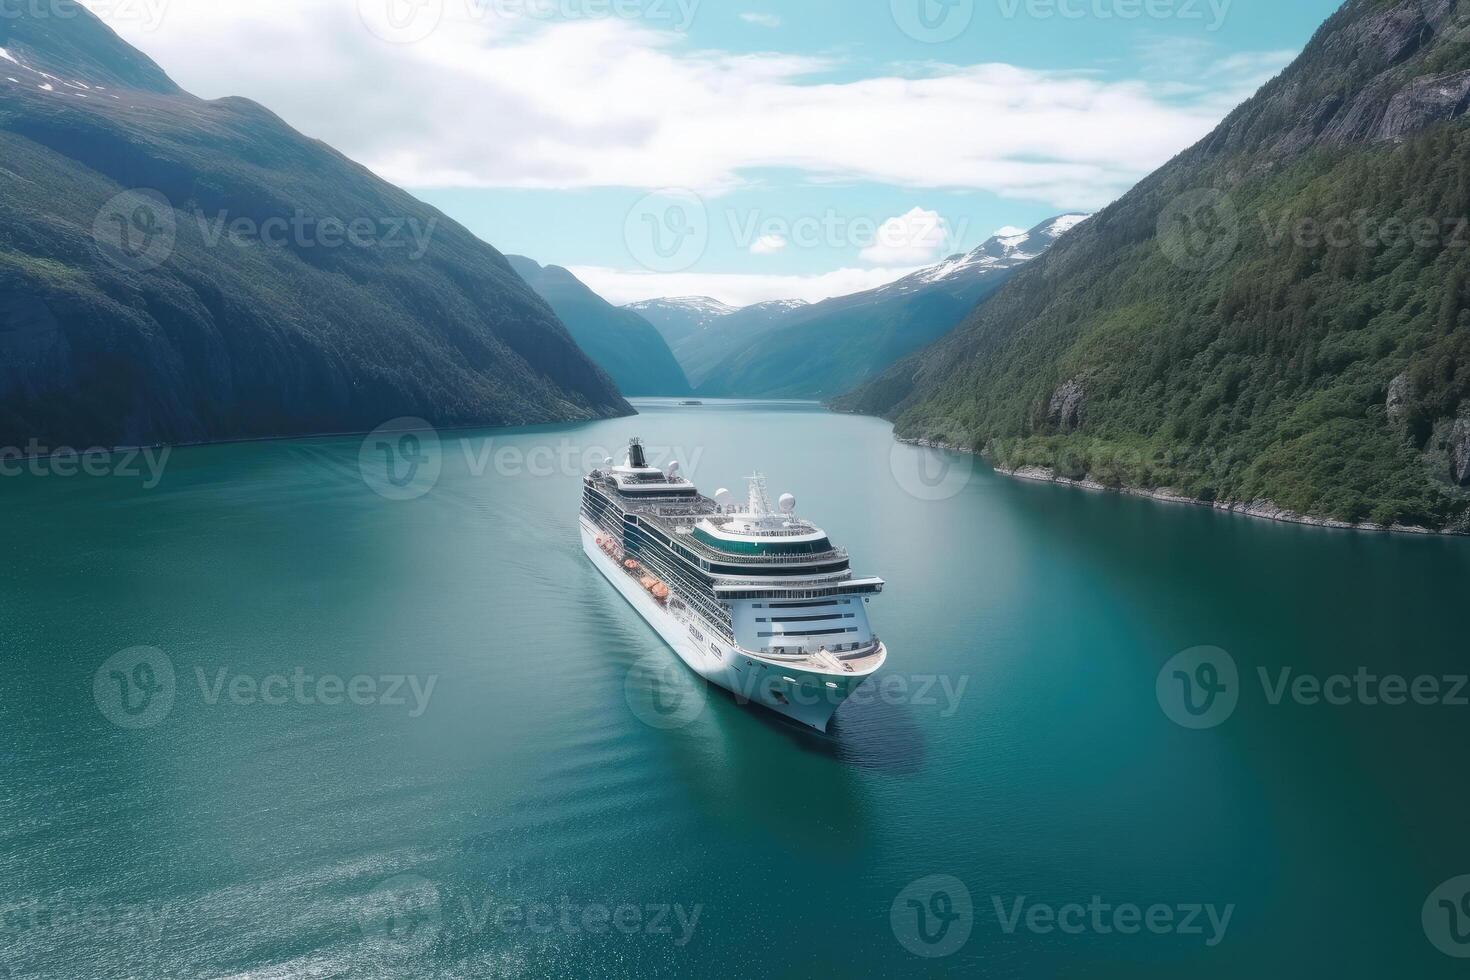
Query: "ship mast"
746 472 773 518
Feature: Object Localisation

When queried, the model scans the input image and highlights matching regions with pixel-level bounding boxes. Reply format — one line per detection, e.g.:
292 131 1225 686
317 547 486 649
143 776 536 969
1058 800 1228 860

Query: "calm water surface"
2 400 1467 978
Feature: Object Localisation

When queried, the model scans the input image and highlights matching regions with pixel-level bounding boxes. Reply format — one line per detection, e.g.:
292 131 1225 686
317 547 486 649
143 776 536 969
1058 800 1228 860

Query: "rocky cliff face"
1452 416 1470 486
1208 0 1470 158
1047 380 1087 433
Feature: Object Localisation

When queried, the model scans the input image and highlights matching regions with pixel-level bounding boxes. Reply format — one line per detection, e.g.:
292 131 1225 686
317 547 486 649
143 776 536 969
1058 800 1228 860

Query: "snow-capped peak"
0 48 18 66
1044 214 1090 237
894 212 1091 289
629 296 737 318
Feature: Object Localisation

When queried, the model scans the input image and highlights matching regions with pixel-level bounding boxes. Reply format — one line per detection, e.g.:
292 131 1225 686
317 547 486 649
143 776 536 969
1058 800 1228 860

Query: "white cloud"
739 13 782 28
569 264 922 307
85 1 1296 211
750 233 787 255
859 207 950 266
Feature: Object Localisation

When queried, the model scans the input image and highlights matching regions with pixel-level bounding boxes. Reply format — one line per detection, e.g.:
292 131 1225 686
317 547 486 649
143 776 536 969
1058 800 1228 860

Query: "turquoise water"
2 399 1468 978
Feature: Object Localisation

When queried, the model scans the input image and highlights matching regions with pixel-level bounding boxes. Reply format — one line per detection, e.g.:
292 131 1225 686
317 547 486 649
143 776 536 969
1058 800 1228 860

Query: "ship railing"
642 523 850 566
736 638 883 667
686 545 850 566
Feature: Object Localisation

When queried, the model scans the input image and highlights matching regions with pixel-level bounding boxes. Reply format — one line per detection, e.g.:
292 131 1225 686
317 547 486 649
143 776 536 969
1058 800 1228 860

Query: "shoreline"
901 437 1468 538
0 406 639 463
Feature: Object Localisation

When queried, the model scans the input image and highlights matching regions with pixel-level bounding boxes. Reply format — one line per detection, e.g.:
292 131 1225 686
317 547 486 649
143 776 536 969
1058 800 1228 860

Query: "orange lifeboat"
639 575 657 590
651 583 670 602
624 559 640 571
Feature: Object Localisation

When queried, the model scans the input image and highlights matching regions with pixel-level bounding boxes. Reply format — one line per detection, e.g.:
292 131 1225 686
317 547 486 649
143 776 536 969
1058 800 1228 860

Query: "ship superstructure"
580 438 887 731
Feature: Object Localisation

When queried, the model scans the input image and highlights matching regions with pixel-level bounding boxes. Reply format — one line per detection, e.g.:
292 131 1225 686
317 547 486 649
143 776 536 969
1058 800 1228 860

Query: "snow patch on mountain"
0 48 18 65
1046 214 1090 237
629 296 738 319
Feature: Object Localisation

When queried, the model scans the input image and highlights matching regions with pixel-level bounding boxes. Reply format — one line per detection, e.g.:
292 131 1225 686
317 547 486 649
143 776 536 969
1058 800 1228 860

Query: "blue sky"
93 0 1344 305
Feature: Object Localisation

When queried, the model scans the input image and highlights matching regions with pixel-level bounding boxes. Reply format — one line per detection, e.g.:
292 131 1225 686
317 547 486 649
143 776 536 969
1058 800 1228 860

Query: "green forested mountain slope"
506 257 691 396
836 0 1470 530
0 3 630 449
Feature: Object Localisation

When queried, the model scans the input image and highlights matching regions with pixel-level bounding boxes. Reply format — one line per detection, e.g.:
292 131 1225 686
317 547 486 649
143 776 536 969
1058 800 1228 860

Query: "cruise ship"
581 438 888 731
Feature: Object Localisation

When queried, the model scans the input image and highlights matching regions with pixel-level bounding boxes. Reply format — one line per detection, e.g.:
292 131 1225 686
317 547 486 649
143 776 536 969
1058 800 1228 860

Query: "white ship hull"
581 521 878 732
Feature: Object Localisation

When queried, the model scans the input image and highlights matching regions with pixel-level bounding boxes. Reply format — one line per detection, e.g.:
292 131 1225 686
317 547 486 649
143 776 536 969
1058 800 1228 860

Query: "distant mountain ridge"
687 214 1088 399
836 0 1470 531
0 3 629 449
629 296 740 349
508 257 691 396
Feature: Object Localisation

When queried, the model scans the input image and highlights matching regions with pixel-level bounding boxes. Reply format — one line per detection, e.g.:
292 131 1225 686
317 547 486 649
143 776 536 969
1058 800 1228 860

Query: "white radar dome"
665 460 681 478
714 488 732 507
778 493 796 514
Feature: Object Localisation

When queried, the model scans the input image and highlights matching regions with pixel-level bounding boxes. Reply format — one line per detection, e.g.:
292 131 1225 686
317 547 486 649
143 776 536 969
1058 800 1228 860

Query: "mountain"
693 216 1087 399
665 299 812 388
507 257 691 396
836 0 1470 532
627 296 739 348
0 3 629 450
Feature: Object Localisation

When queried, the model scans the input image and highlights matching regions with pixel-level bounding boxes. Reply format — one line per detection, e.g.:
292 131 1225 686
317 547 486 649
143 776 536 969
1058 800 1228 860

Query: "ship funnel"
628 437 648 469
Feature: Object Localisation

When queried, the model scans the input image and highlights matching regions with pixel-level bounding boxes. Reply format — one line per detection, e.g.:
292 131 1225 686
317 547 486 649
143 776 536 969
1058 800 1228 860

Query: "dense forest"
838 0 1470 531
